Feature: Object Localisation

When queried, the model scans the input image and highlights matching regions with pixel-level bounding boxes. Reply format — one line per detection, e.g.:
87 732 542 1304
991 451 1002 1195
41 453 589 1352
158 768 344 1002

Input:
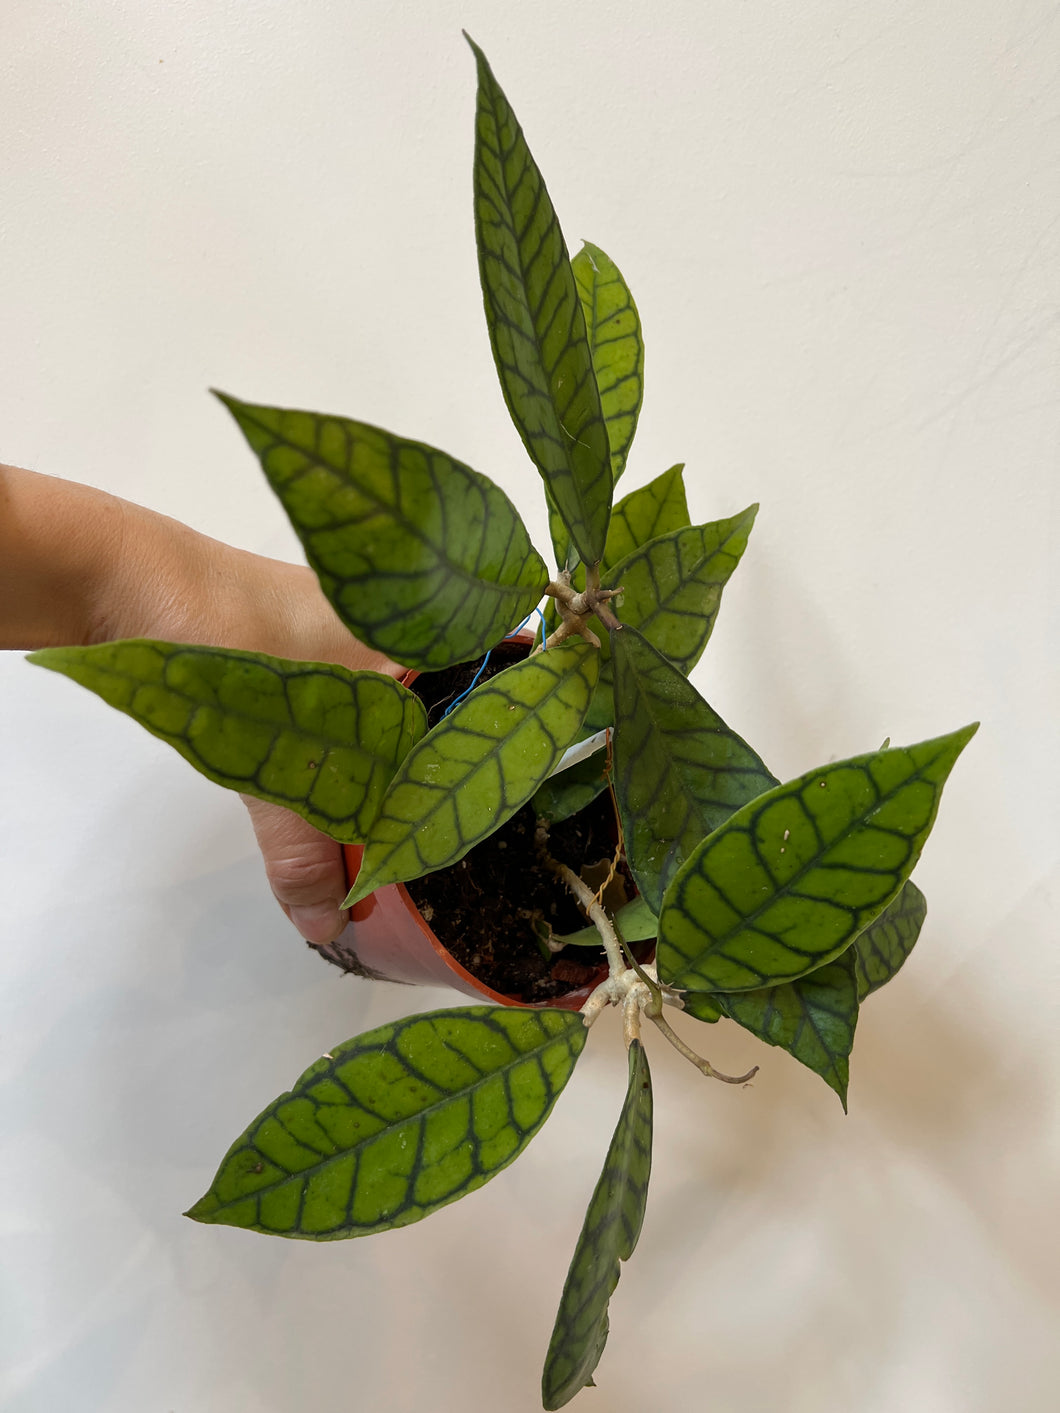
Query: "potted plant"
27 36 976 1410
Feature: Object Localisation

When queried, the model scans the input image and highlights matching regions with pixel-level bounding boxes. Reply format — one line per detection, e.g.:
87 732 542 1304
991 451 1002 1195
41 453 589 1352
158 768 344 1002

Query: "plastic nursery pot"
337 632 610 1011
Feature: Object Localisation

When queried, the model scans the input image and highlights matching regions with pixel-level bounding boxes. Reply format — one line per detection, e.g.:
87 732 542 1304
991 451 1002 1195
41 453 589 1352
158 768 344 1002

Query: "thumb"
240 796 349 946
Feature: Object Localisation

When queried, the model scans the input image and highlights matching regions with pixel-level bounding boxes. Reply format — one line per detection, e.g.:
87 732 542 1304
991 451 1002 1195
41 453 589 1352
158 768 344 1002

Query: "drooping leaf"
611 627 777 910
551 895 659 950
852 879 928 1000
346 641 598 902
28 641 425 842
468 37 612 566
187 1006 586 1238
215 393 549 671
602 506 758 675
656 724 978 993
541 1040 653 1410
532 737 611 824
711 948 861 1109
612 894 659 943
603 463 690 571
571 242 644 486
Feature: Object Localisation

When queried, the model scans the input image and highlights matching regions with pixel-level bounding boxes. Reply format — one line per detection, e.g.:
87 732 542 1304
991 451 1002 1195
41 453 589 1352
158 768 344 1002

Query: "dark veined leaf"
467 37 612 566
711 948 861 1109
541 463 691 653
571 242 644 486
604 463 690 571
580 503 758 733
611 627 777 911
602 506 758 675
216 393 549 672
28 641 425 842
541 1040 653 1410
657 724 978 993
852 879 928 1000
532 738 611 823
187 1006 586 1238
346 641 598 902
699 883 925 1094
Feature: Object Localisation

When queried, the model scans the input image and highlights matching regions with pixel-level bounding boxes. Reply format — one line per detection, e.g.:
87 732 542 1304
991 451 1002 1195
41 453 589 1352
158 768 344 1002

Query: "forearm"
0 463 395 673
0 464 130 648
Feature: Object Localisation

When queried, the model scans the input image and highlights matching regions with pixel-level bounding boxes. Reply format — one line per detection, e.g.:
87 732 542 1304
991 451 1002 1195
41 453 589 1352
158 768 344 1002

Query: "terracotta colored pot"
335 632 609 1010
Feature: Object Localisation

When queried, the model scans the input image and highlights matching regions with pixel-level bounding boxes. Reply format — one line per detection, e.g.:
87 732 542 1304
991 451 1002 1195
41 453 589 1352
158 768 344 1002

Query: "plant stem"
539 831 751 1087
541 567 623 648
545 857 626 979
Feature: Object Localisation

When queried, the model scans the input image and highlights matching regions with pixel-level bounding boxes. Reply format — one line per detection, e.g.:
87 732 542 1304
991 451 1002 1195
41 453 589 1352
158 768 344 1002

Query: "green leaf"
187 1006 586 1238
712 948 861 1109
468 37 612 566
552 895 659 950
602 506 758 675
543 463 691 638
547 490 579 577
531 738 610 823
216 393 549 671
346 640 598 902
576 503 757 734
656 724 978 993
541 1040 653 1410
571 242 644 486
612 895 659 943
28 641 425 842
681 992 723 1024
611 627 777 911
604 464 690 571
582 679 617 735
852 879 928 1000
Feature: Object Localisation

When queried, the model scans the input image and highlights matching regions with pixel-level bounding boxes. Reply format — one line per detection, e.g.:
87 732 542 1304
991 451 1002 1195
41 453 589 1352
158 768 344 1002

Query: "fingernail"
290 901 346 945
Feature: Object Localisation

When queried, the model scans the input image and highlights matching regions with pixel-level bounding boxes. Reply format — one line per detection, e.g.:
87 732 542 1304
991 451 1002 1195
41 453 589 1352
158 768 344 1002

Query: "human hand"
2 464 402 945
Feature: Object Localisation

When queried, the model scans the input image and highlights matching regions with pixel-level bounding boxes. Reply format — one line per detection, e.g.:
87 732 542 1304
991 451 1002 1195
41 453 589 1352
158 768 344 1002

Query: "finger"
240 795 349 945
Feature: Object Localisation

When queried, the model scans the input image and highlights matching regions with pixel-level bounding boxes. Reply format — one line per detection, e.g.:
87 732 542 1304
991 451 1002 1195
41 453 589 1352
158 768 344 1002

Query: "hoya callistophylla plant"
27 36 977 1411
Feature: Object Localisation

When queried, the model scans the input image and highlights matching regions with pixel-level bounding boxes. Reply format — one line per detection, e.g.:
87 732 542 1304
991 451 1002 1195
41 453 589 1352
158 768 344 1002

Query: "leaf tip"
24 646 76 676
342 881 370 910
935 719 980 765
210 387 240 414
183 1195 217 1224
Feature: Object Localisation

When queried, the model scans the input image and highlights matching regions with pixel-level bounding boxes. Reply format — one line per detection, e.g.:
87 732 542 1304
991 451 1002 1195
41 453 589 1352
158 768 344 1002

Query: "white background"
2 2 1058 1410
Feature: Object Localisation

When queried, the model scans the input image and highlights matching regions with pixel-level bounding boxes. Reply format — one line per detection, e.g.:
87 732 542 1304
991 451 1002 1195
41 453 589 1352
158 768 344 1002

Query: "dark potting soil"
404 645 632 1002
414 637 532 727
404 792 627 1002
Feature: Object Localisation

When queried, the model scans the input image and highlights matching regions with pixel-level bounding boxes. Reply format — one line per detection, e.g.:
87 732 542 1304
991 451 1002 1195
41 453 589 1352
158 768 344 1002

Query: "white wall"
2 3 1057 1410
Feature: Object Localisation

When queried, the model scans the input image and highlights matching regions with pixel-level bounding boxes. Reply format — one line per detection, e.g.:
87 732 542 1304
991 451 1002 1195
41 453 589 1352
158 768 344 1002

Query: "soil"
413 637 531 727
402 643 639 1002
406 792 631 1002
